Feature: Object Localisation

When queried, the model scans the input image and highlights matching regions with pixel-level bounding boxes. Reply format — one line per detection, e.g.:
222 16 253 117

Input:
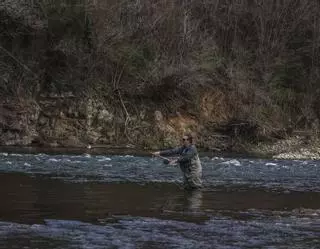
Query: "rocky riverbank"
248 136 320 160
1 96 320 160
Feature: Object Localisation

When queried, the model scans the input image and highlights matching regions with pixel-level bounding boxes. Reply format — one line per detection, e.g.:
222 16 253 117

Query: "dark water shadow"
0 172 319 225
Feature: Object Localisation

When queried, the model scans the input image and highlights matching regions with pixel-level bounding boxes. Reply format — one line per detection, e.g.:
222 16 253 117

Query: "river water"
0 152 319 248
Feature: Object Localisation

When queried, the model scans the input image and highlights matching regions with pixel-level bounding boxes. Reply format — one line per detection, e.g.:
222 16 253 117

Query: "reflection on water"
0 152 319 248
186 190 203 211
1 172 319 225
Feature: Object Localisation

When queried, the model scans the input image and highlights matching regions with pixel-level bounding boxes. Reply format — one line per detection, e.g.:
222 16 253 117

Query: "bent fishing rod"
152 154 178 165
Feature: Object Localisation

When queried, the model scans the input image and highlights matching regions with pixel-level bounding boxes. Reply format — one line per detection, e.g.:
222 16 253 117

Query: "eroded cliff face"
0 100 39 146
2 93 320 159
0 89 236 151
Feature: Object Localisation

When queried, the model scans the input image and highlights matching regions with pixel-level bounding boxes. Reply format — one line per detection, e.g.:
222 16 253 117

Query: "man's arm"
152 147 183 157
160 147 183 157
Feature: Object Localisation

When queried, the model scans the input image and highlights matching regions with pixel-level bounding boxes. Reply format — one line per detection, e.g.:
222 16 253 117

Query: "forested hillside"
1 0 320 154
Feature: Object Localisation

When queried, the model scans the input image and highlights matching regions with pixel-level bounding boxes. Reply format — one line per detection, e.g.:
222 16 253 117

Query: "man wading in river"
152 134 202 190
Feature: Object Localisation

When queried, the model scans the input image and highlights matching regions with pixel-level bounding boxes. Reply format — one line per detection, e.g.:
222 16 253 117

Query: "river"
0 152 319 248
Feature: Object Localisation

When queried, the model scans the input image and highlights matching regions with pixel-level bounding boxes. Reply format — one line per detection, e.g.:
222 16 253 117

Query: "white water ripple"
0 154 319 191
0 213 319 249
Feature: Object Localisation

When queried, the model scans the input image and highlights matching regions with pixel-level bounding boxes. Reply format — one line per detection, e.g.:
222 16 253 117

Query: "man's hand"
169 159 178 165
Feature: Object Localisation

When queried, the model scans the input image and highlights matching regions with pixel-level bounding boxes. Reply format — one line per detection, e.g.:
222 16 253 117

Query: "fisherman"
152 134 202 190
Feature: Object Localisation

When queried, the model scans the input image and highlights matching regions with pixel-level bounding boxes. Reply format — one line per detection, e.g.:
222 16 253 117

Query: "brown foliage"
1 0 320 143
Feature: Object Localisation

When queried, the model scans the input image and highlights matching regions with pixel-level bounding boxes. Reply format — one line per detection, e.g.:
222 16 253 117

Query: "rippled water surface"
0 152 319 248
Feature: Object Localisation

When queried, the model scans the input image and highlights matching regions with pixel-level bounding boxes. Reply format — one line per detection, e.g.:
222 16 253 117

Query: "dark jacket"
160 145 202 189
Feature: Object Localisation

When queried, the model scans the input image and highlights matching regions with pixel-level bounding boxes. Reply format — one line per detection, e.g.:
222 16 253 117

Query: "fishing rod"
152 154 178 165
